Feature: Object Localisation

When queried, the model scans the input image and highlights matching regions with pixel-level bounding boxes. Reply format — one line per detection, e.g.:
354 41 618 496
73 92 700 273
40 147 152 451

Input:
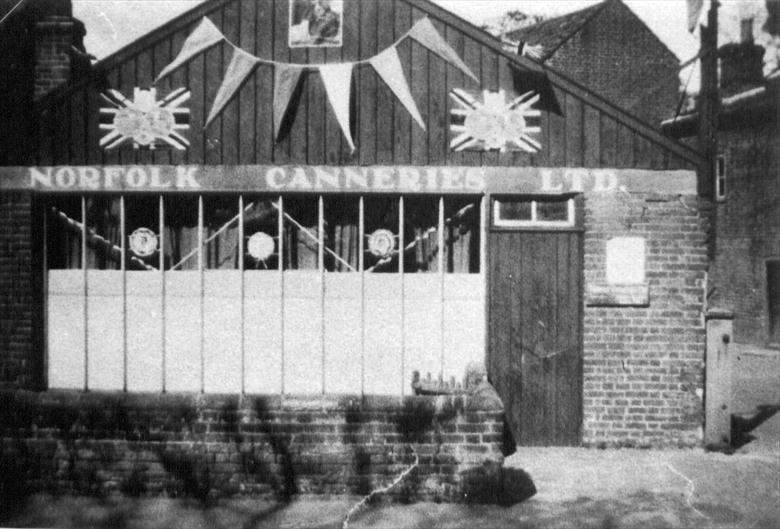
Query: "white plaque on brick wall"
606 237 646 284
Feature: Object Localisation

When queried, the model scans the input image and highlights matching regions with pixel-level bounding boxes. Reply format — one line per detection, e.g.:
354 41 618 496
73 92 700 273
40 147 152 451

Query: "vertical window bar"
81 196 88 391
42 206 49 390
531 201 538 222
278 195 285 397
120 195 127 392
239 195 245 394
159 195 166 392
318 195 326 397
438 196 445 382
480 195 488 370
359 195 365 398
399 195 405 396
198 195 204 393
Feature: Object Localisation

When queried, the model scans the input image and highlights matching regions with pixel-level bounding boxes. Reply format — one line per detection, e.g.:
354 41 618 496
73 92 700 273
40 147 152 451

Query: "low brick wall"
0 389 510 503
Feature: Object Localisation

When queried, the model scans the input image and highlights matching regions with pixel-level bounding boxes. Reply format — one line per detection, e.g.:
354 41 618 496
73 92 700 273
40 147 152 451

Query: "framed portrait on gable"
289 0 344 47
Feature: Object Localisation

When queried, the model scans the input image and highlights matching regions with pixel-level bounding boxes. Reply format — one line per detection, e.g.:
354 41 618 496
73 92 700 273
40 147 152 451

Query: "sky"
72 0 776 92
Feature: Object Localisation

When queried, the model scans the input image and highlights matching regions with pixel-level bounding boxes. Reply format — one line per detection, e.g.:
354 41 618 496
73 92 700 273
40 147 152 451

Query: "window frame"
716 154 727 201
491 196 576 229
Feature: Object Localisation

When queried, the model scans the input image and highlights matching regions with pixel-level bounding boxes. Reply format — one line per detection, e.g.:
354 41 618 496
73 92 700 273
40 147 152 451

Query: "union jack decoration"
99 87 191 150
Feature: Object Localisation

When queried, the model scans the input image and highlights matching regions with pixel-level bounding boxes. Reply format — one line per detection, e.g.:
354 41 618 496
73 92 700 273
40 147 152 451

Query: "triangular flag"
319 63 355 152
205 47 259 128
687 0 704 32
369 47 425 130
273 65 305 138
156 17 225 82
407 17 478 82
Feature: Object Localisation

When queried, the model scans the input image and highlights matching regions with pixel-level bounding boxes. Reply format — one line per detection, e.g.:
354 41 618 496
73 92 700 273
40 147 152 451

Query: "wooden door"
488 225 583 446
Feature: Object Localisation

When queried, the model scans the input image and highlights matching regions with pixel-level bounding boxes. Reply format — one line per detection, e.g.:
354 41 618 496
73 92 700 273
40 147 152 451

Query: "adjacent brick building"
508 0 680 127
2 0 708 501
663 26 780 350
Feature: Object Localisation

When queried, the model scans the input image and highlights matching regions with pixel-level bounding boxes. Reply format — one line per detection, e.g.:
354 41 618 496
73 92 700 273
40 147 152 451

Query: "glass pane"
282 196 319 270
324 196 359 272
497 199 532 221
164 196 199 271
242 198 279 271
403 196 439 273
125 196 161 271
204 196 240 270
364 196 399 273
536 198 570 222
85 196 121 270
47 196 82 269
444 198 480 273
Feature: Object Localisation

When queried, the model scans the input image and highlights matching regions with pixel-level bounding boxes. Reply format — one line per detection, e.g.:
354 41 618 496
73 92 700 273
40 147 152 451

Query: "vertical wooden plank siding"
119 57 137 165
151 40 171 165
69 89 85 166
582 104 601 167
306 41 326 165
203 10 224 165
272 0 291 164
358 0 378 165
393 3 412 165
237 0 256 164
135 49 155 166
221 1 241 165
548 88 567 167
458 35 482 167
634 133 652 169
255 0 273 164
427 18 448 165
599 114 617 167
616 120 634 168
375 0 396 165
409 8 429 166
479 44 499 167
564 92 583 167
288 1 309 165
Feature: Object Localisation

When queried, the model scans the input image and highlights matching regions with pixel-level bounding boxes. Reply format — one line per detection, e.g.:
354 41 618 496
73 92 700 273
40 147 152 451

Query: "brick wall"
582 191 709 447
0 390 514 503
549 1 679 127
0 192 38 390
709 121 780 345
34 15 87 100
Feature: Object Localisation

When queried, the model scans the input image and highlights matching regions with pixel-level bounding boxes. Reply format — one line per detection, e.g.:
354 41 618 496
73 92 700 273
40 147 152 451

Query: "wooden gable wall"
34 0 700 171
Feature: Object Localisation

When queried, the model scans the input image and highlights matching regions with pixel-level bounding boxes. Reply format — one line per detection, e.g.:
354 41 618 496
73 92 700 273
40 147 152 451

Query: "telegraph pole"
698 0 719 198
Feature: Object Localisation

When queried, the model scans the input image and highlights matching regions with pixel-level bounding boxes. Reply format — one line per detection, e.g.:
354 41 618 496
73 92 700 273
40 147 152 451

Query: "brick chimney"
34 9 88 99
718 18 765 96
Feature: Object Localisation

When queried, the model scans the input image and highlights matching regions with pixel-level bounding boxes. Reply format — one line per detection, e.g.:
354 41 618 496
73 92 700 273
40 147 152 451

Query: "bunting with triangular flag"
407 18 478 82
319 63 355 152
205 47 259 128
156 17 225 82
154 15 481 150
273 66 305 137
369 47 425 130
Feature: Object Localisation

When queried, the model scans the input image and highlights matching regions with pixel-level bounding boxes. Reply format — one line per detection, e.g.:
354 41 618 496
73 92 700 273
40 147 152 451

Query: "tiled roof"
507 1 609 61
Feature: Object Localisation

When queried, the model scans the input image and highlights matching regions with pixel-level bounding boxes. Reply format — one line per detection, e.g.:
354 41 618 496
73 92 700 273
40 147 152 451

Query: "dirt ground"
2 442 778 529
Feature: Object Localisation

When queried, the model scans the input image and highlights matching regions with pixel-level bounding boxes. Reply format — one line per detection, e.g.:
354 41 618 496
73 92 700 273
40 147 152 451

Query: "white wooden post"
705 310 734 447
159 195 166 392
120 195 127 391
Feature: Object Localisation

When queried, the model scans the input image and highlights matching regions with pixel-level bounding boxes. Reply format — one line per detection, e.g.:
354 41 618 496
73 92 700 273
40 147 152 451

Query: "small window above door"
492 196 575 228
